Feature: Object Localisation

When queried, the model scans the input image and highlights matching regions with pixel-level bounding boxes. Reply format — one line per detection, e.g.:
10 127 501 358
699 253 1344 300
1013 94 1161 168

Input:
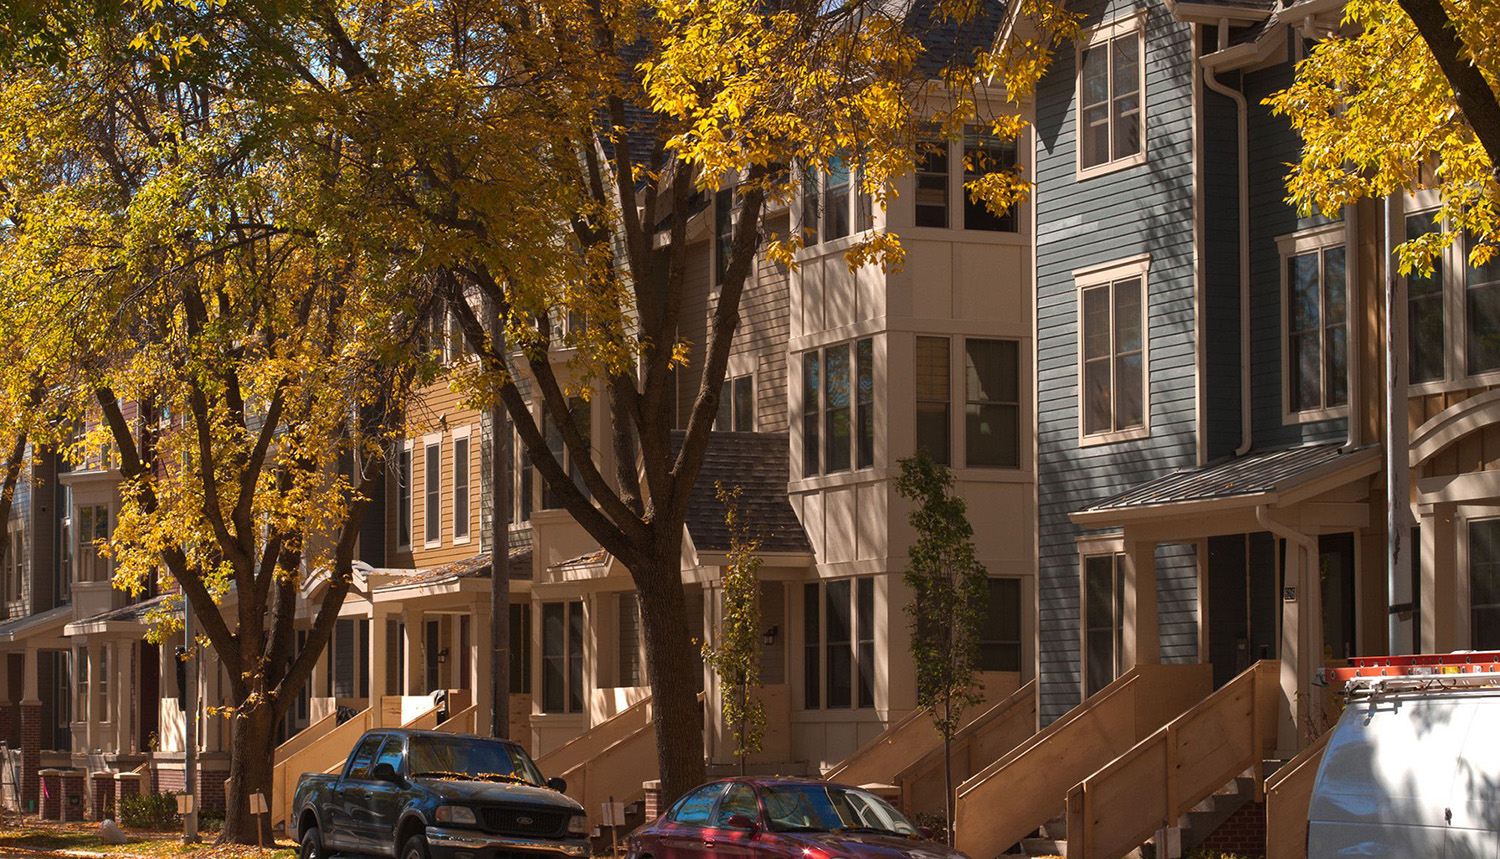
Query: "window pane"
1084 358 1111 435
1111 35 1139 97
857 578 875 708
826 156 851 240
716 380 733 431
826 343 851 472
1471 520 1500 650
542 603 564 713
1114 353 1144 429
1110 37 1140 158
1083 287 1111 360
1468 231 1500 289
966 339 1020 468
1291 332 1322 411
1084 555 1116 697
980 578 1022 672
966 338 1019 404
1082 45 1108 107
1326 325 1348 407
803 353 820 475
857 338 874 469
715 188 733 286
1322 248 1346 323
397 449 412 547
454 437 470 540
916 404 951 465
964 127 1018 232
826 580 852 709
734 376 753 432
1408 214 1445 383
915 143 950 228
425 444 441 542
618 592 641 687
1468 243 1500 373
1288 253 1320 334
802 167 820 246
803 582 820 708
916 337 951 464
714 784 760 827
568 601 584 712
1113 279 1142 352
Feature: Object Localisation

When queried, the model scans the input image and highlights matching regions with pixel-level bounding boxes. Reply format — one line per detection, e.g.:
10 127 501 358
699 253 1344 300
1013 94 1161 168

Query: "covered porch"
1071 442 1384 754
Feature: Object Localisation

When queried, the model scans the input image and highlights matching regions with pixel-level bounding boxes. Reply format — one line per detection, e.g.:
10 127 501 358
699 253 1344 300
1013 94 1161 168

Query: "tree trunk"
1397 0 1500 171
634 555 706 806
943 713 954 846
219 695 278 845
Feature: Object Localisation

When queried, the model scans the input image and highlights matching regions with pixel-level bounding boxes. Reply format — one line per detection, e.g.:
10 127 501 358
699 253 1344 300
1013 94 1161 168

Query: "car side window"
712 783 758 828
669 784 729 827
346 735 385 780
373 736 404 775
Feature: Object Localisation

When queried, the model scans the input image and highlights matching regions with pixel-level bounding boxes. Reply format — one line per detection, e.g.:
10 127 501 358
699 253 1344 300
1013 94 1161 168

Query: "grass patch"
0 824 293 859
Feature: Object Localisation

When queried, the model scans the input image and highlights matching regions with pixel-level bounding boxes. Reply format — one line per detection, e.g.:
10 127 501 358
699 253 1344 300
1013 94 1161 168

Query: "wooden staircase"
1065 661 1281 859
893 681 1035 818
536 695 659 829
953 664 1213 859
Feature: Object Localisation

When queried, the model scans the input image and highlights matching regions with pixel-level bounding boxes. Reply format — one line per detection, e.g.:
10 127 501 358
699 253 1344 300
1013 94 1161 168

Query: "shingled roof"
672 431 812 556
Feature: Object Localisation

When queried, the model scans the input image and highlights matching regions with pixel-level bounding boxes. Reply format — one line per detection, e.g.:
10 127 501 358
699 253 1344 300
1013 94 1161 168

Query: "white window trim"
1277 225 1352 424
452 425 473 546
1075 254 1152 446
1075 10 1148 181
422 432 443 549
398 439 415 551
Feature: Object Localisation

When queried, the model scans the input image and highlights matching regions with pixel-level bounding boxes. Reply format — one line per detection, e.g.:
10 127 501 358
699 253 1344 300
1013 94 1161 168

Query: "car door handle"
703 838 716 848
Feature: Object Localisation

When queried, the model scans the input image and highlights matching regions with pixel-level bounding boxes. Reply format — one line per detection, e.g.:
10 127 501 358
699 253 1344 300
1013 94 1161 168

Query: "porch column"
470 599 492 737
1121 539 1159 668
1424 503 1458 653
403 609 424 695
1277 533 1322 753
369 612 388 726
20 646 40 813
115 642 131 755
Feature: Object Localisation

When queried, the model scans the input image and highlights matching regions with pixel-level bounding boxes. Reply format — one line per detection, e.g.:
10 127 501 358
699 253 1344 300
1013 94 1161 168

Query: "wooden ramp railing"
274 711 340 768
1066 661 1280 859
954 663 1212 859
272 706 374 832
558 719 658 828
825 673 1022 791
895 682 1036 818
1264 729 1330 859
537 695 653 781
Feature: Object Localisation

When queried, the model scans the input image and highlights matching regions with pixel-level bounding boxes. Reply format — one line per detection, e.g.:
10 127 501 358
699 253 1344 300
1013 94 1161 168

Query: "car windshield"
408 736 546 787
761 784 918 836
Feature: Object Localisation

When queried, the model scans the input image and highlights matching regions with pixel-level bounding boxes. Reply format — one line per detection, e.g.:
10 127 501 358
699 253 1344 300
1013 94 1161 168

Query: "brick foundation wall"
0 703 15 750
39 769 60 820
1196 800 1267 858
19 703 39 814
59 770 85 822
153 764 228 813
114 772 143 811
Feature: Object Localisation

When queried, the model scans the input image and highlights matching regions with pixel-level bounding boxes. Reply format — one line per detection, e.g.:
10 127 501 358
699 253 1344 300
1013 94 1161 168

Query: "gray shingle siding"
1245 58 1346 450
1034 0 1201 725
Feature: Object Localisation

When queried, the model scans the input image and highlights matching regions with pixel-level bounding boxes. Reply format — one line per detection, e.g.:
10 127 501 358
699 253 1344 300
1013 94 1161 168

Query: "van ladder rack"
1323 652 1500 699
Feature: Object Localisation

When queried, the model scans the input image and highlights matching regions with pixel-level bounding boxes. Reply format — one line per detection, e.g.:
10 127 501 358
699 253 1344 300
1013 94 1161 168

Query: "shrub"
119 792 180 830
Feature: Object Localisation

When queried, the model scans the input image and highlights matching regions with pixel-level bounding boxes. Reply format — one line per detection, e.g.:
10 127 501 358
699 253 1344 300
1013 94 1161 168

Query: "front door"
1320 533 1357 661
1207 534 1279 689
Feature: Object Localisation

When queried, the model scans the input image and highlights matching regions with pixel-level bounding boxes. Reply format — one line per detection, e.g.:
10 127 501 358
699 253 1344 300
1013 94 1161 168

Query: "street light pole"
1386 194 1414 655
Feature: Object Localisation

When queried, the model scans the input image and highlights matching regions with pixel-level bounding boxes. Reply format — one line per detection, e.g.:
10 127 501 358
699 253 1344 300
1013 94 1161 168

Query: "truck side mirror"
547 777 567 793
372 762 401 783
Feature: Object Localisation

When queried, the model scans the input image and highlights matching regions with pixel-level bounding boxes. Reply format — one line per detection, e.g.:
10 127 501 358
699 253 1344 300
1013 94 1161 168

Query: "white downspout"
1202 24 1253 457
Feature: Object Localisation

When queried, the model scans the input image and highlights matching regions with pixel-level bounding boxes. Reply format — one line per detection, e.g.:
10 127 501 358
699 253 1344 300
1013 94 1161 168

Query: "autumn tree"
1267 0 1500 271
1 0 1080 813
895 452 988 846
702 484 767 776
0 20 426 843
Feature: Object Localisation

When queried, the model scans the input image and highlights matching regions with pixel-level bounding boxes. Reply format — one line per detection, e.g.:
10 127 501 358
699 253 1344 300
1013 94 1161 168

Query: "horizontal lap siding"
1245 62 1346 450
1035 0 1200 725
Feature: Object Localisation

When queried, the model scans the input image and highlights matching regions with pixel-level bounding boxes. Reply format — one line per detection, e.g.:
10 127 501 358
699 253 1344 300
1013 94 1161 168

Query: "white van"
1307 678 1500 857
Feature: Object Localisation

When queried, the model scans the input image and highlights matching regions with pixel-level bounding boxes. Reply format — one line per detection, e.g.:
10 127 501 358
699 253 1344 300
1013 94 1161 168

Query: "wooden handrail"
1264 729 1331 859
560 718 659 827
537 694 653 779
272 706 374 830
953 663 1212 858
274 711 339 767
1066 661 1280 859
894 682 1036 817
827 674 1025 790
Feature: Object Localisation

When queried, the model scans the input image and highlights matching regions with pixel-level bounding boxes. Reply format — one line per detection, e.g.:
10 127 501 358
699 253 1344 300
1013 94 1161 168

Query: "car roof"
721 776 858 790
361 729 526 748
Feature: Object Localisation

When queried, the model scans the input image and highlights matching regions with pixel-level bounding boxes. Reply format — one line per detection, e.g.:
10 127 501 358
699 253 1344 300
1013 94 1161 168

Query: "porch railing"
536 694 653 780
1065 660 1279 859
894 681 1035 818
1264 728 1330 859
953 663 1213 858
271 705 373 832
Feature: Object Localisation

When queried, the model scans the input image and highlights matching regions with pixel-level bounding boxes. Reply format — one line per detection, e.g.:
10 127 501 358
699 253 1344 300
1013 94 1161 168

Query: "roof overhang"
0 605 74 642
1165 0 1274 25
1071 444 1381 531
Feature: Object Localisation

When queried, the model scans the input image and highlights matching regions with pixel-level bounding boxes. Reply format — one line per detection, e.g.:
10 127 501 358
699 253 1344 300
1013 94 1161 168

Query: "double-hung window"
1280 231 1348 419
541 600 585 713
715 375 755 432
800 158 873 248
396 443 413 550
802 578 876 710
916 336 952 464
76 505 110 583
423 437 442 547
1078 16 1144 174
453 431 471 542
965 338 1021 468
979 578 1023 672
1396 211 1500 388
1466 232 1500 375
964 127 1019 232
1079 258 1147 442
1408 214 1446 383
1084 553 1125 697
913 130 1021 232
801 339 876 476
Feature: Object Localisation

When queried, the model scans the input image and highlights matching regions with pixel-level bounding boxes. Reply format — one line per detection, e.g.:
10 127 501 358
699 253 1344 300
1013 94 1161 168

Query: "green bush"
119 791 180 830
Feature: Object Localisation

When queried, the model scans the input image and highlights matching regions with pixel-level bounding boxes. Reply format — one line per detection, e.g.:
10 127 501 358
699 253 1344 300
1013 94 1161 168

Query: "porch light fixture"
762 625 778 647
437 647 450 664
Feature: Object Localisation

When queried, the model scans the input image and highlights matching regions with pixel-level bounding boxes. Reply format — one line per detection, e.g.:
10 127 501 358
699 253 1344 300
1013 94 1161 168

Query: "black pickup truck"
292 729 590 859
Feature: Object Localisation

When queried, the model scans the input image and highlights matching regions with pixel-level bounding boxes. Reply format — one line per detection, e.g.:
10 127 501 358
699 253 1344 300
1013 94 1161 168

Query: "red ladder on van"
1323 651 1500 684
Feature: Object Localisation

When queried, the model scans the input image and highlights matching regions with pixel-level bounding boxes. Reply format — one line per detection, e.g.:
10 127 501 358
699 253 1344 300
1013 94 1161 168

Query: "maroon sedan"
626 777 970 859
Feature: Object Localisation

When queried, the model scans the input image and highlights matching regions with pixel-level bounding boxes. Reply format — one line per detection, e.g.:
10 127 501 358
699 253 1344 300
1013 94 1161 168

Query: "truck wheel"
299 827 325 859
401 832 431 859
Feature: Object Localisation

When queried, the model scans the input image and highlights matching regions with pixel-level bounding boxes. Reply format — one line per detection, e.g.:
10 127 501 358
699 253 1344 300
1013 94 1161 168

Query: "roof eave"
1165 0 1274 25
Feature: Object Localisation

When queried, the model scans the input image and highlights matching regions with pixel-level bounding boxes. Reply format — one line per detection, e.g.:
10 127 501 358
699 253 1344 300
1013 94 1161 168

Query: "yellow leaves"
1268 0 1499 273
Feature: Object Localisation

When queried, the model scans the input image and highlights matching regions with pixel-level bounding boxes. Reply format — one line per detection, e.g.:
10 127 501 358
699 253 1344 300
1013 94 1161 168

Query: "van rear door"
1308 695 1475 857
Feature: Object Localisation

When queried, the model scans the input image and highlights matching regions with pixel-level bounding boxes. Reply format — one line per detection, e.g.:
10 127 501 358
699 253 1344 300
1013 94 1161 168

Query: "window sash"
965 339 1021 467
803 353 820 476
856 578 875 708
1082 279 1144 436
857 338 874 469
1286 246 1348 412
802 582 820 708
397 447 413 548
963 128 1019 232
1472 520 1500 650
979 578 1022 672
1084 554 1122 697
825 343 852 473
915 142 950 228
916 336 952 464
424 443 441 544
453 436 470 540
